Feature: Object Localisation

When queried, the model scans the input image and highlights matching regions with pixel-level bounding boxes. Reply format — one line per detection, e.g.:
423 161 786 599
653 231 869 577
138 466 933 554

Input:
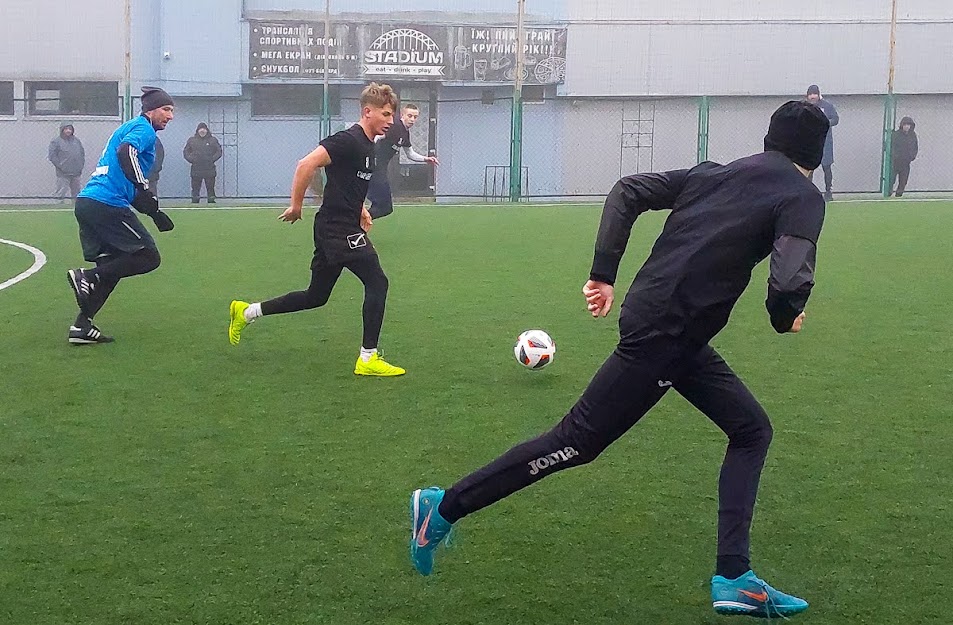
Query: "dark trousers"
191 175 216 201
260 253 389 350
439 323 773 562
367 172 394 219
74 198 161 320
892 161 912 196
809 165 834 192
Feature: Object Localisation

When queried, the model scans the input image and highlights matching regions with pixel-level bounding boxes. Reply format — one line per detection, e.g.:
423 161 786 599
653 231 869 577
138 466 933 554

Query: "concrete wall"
561 21 953 97
0 0 124 81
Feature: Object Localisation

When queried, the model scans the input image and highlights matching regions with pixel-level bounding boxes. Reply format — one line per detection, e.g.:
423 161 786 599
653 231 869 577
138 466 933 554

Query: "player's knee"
759 419 774 449
550 418 608 466
731 413 773 451
304 290 332 309
141 247 161 272
366 274 389 299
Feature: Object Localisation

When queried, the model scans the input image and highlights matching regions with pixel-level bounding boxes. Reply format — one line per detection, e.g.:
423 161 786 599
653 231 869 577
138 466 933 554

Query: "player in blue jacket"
66 87 176 345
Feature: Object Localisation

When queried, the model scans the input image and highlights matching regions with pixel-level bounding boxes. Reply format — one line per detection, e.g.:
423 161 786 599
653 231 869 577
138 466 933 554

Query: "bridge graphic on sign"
363 28 446 77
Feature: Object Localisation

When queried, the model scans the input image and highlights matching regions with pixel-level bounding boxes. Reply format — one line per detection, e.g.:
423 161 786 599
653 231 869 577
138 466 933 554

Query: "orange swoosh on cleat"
416 510 432 547
739 589 769 602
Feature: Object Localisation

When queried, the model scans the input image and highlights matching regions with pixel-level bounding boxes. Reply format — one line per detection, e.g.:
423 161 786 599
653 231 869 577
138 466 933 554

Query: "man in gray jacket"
48 123 86 202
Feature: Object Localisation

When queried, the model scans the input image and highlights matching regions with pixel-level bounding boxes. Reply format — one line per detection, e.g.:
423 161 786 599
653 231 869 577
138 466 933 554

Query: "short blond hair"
361 83 398 110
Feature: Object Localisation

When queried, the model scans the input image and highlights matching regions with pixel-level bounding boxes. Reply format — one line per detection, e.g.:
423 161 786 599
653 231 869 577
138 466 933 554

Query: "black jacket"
148 137 165 179
591 151 825 342
892 117 918 165
183 123 222 177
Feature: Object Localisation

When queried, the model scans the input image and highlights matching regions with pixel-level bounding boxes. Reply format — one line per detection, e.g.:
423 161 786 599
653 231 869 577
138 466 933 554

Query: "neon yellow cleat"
354 353 406 377
228 300 250 345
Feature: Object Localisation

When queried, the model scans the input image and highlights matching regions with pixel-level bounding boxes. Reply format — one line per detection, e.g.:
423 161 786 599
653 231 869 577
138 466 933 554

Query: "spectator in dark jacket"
183 122 222 203
891 116 918 197
806 85 839 201
48 122 86 202
147 137 165 197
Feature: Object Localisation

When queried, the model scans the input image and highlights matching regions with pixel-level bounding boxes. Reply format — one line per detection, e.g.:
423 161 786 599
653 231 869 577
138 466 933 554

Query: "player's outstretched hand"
278 206 302 223
151 210 175 232
427 156 440 166
789 312 806 333
583 280 614 318
361 207 373 233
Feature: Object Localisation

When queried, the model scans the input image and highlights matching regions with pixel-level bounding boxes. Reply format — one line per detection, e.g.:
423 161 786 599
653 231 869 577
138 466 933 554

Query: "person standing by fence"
183 123 222 203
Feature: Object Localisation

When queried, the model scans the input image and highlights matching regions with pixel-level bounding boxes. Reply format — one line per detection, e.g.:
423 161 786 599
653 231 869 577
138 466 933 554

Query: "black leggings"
439 324 773 562
85 248 161 319
261 254 389 349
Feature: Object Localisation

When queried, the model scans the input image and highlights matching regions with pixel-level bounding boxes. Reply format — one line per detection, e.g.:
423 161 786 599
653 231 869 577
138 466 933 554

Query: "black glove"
131 187 159 216
151 210 175 232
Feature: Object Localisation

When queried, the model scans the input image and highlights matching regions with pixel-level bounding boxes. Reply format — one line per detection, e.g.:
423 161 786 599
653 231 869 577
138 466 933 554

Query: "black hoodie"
183 122 222 176
892 117 918 165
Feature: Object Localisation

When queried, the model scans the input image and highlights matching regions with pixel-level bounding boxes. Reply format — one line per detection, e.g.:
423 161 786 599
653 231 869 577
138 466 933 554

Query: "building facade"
1 0 951 201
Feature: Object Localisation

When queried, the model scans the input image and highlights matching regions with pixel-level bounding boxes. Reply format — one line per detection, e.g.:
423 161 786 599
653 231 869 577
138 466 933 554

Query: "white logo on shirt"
347 232 367 249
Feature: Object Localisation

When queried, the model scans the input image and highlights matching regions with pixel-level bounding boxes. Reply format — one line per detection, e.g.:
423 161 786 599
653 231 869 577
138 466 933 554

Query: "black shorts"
75 197 157 262
311 214 377 271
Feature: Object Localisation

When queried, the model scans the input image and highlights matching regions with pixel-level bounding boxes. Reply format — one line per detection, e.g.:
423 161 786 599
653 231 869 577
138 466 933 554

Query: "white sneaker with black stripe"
67 268 99 315
68 320 114 345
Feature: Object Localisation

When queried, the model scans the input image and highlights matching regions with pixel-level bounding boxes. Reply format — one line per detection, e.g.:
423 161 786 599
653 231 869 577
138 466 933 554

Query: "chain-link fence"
5 91 947 203
2 2 951 203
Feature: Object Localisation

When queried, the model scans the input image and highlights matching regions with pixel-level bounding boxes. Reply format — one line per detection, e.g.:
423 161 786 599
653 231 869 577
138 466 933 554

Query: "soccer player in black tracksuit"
367 103 439 219
409 101 831 620
228 83 406 377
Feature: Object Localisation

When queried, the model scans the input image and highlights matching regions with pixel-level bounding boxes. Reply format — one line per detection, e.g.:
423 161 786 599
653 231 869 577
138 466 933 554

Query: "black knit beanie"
141 86 174 112
764 100 830 170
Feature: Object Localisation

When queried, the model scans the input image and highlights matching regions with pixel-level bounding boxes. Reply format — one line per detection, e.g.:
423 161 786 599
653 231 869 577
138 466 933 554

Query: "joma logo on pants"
528 447 579 475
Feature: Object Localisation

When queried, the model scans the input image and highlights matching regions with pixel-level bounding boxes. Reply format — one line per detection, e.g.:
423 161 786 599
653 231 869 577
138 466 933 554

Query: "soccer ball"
514 330 556 370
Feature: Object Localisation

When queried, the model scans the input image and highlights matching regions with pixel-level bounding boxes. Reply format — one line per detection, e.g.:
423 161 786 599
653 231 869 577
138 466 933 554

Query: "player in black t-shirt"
367 103 439 219
228 83 405 377
408 102 831 619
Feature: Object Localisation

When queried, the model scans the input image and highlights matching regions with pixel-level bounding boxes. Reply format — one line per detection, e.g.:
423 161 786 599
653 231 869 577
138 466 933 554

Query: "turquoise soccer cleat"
409 487 453 576
711 570 809 618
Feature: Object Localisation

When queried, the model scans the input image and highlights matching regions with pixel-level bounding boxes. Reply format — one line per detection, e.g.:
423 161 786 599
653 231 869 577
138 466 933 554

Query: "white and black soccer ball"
514 330 556 370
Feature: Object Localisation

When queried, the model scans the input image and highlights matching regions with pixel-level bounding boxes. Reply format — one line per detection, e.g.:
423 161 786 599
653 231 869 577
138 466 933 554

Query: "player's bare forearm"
289 164 317 211
290 146 332 210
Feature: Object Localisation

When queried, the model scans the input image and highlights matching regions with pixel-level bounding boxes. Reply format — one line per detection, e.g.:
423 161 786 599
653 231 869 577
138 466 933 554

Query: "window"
0 82 13 115
27 81 119 116
250 84 341 117
522 85 547 104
